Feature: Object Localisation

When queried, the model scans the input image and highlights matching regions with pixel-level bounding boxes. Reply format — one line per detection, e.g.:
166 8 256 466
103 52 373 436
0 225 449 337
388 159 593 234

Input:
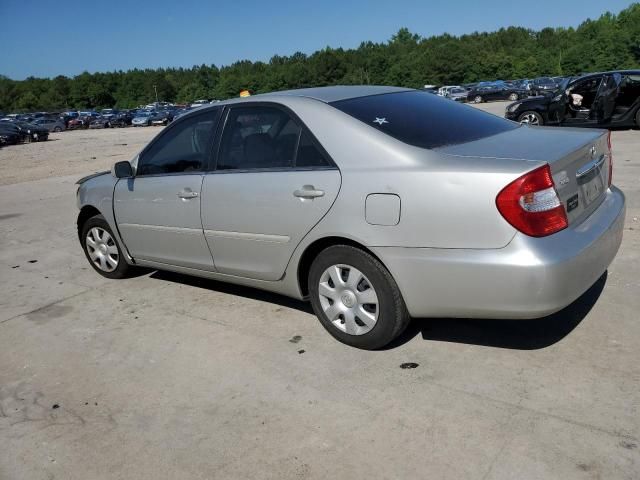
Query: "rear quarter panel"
309 158 532 249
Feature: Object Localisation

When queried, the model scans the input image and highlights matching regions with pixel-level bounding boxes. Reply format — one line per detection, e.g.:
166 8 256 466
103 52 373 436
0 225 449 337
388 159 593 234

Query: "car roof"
577 69 640 79
215 85 413 106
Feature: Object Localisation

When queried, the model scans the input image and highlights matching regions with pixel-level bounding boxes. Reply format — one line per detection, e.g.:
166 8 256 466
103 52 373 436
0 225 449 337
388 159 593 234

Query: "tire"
474 95 483 103
53 126 62 132
635 109 640 128
508 93 518 101
80 214 132 279
308 245 410 349
518 111 544 126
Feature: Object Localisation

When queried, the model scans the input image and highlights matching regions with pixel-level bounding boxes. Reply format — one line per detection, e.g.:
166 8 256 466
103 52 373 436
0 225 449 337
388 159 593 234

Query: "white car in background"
437 85 462 96
190 99 210 108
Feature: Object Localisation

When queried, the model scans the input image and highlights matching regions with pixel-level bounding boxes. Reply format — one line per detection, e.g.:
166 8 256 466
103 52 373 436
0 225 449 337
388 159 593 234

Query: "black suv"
505 70 640 128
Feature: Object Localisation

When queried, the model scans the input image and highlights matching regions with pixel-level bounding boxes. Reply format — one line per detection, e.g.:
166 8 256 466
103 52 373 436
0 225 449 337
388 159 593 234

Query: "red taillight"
607 130 613 188
496 164 568 237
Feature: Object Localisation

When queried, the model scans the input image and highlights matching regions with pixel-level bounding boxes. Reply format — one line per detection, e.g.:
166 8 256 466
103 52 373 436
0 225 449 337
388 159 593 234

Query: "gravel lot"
0 102 638 480
0 126 161 186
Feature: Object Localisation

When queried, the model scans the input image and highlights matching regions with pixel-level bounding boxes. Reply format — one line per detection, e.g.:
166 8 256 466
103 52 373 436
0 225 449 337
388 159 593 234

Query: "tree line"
1 3 638 112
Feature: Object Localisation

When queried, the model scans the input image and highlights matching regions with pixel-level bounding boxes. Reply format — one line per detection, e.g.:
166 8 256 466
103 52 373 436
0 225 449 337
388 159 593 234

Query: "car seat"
242 133 278 169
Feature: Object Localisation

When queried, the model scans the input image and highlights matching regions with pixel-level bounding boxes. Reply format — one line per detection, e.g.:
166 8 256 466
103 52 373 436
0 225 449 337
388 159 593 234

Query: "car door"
594 73 622 124
113 109 221 270
485 86 498 100
201 104 341 281
496 87 509 100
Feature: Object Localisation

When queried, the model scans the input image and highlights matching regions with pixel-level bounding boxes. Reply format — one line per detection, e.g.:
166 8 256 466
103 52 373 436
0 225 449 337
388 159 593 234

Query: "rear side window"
330 91 518 149
217 106 331 170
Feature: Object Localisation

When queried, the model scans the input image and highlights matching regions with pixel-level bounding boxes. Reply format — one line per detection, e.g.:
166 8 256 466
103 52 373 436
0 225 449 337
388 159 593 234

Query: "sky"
0 0 635 80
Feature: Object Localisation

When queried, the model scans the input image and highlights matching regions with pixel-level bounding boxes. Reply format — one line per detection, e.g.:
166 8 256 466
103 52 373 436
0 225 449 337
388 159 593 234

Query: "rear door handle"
293 186 325 199
177 190 199 199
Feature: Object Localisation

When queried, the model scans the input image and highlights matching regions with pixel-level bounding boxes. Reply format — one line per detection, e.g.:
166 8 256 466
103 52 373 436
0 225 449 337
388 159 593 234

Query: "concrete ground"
0 102 639 480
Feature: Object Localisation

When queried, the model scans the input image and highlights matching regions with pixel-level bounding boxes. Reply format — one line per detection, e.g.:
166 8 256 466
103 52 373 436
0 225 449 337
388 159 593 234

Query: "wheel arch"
77 205 102 239
296 236 386 297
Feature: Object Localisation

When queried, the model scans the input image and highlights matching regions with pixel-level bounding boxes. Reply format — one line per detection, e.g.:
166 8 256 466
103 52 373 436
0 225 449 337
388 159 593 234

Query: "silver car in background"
33 117 66 132
446 87 469 102
76 86 625 349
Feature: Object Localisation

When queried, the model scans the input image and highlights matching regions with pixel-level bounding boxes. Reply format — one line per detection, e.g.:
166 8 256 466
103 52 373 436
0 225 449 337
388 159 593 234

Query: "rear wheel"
308 245 410 350
474 95 483 103
53 126 62 132
81 214 132 279
518 111 543 126
508 93 519 101
635 109 640 128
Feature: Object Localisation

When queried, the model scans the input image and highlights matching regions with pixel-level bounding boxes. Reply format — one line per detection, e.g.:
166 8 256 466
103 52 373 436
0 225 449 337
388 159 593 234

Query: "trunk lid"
437 125 610 226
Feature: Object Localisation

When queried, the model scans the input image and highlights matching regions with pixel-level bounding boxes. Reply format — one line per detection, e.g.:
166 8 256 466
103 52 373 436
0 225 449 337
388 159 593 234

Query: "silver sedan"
76 86 625 349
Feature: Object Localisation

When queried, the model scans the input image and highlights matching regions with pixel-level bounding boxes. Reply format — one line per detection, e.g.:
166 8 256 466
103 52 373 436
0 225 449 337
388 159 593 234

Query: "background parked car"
530 77 560 96
446 87 469 102
190 99 210 108
132 111 154 126
89 117 111 129
467 82 528 103
18 121 49 141
0 124 23 145
172 107 192 120
110 110 134 127
67 116 90 130
67 111 100 130
150 109 174 126
100 108 119 119
33 117 66 132
437 85 461 96
505 70 640 128
0 120 49 142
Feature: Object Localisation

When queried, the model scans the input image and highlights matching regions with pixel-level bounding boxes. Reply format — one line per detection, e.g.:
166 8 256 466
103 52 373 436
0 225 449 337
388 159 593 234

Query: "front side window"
331 91 518 149
217 106 331 170
137 109 220 176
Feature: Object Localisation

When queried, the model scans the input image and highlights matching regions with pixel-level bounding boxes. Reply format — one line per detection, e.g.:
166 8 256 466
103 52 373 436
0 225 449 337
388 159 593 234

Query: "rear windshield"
330 91 518 149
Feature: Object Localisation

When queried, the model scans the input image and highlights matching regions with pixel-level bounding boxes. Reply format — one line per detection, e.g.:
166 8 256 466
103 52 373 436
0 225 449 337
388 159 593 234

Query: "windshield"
559 77 573 90
330 91 518 149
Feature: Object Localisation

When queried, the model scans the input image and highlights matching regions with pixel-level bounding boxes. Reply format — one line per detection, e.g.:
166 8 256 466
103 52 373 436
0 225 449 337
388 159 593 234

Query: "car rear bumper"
372 186 625 319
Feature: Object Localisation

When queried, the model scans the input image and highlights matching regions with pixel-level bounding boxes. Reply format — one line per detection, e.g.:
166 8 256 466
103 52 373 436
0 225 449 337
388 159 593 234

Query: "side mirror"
112 161 133 178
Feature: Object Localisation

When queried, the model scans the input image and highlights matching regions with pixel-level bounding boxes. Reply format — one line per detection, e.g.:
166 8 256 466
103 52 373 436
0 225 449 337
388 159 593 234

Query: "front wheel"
635 109 640 128
508 93 519 101
53 126 62 132
308 245 410 349
518 111 544 126
81 214 132 279
474 95 483 103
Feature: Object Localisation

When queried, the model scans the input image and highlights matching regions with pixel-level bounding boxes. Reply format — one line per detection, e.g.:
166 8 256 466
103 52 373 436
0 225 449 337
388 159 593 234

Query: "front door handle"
293 185 325 199
177 190 199 199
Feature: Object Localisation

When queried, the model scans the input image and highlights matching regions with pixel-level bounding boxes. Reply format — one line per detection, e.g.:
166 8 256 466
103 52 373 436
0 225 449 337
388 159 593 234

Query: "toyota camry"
76 86 625 349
